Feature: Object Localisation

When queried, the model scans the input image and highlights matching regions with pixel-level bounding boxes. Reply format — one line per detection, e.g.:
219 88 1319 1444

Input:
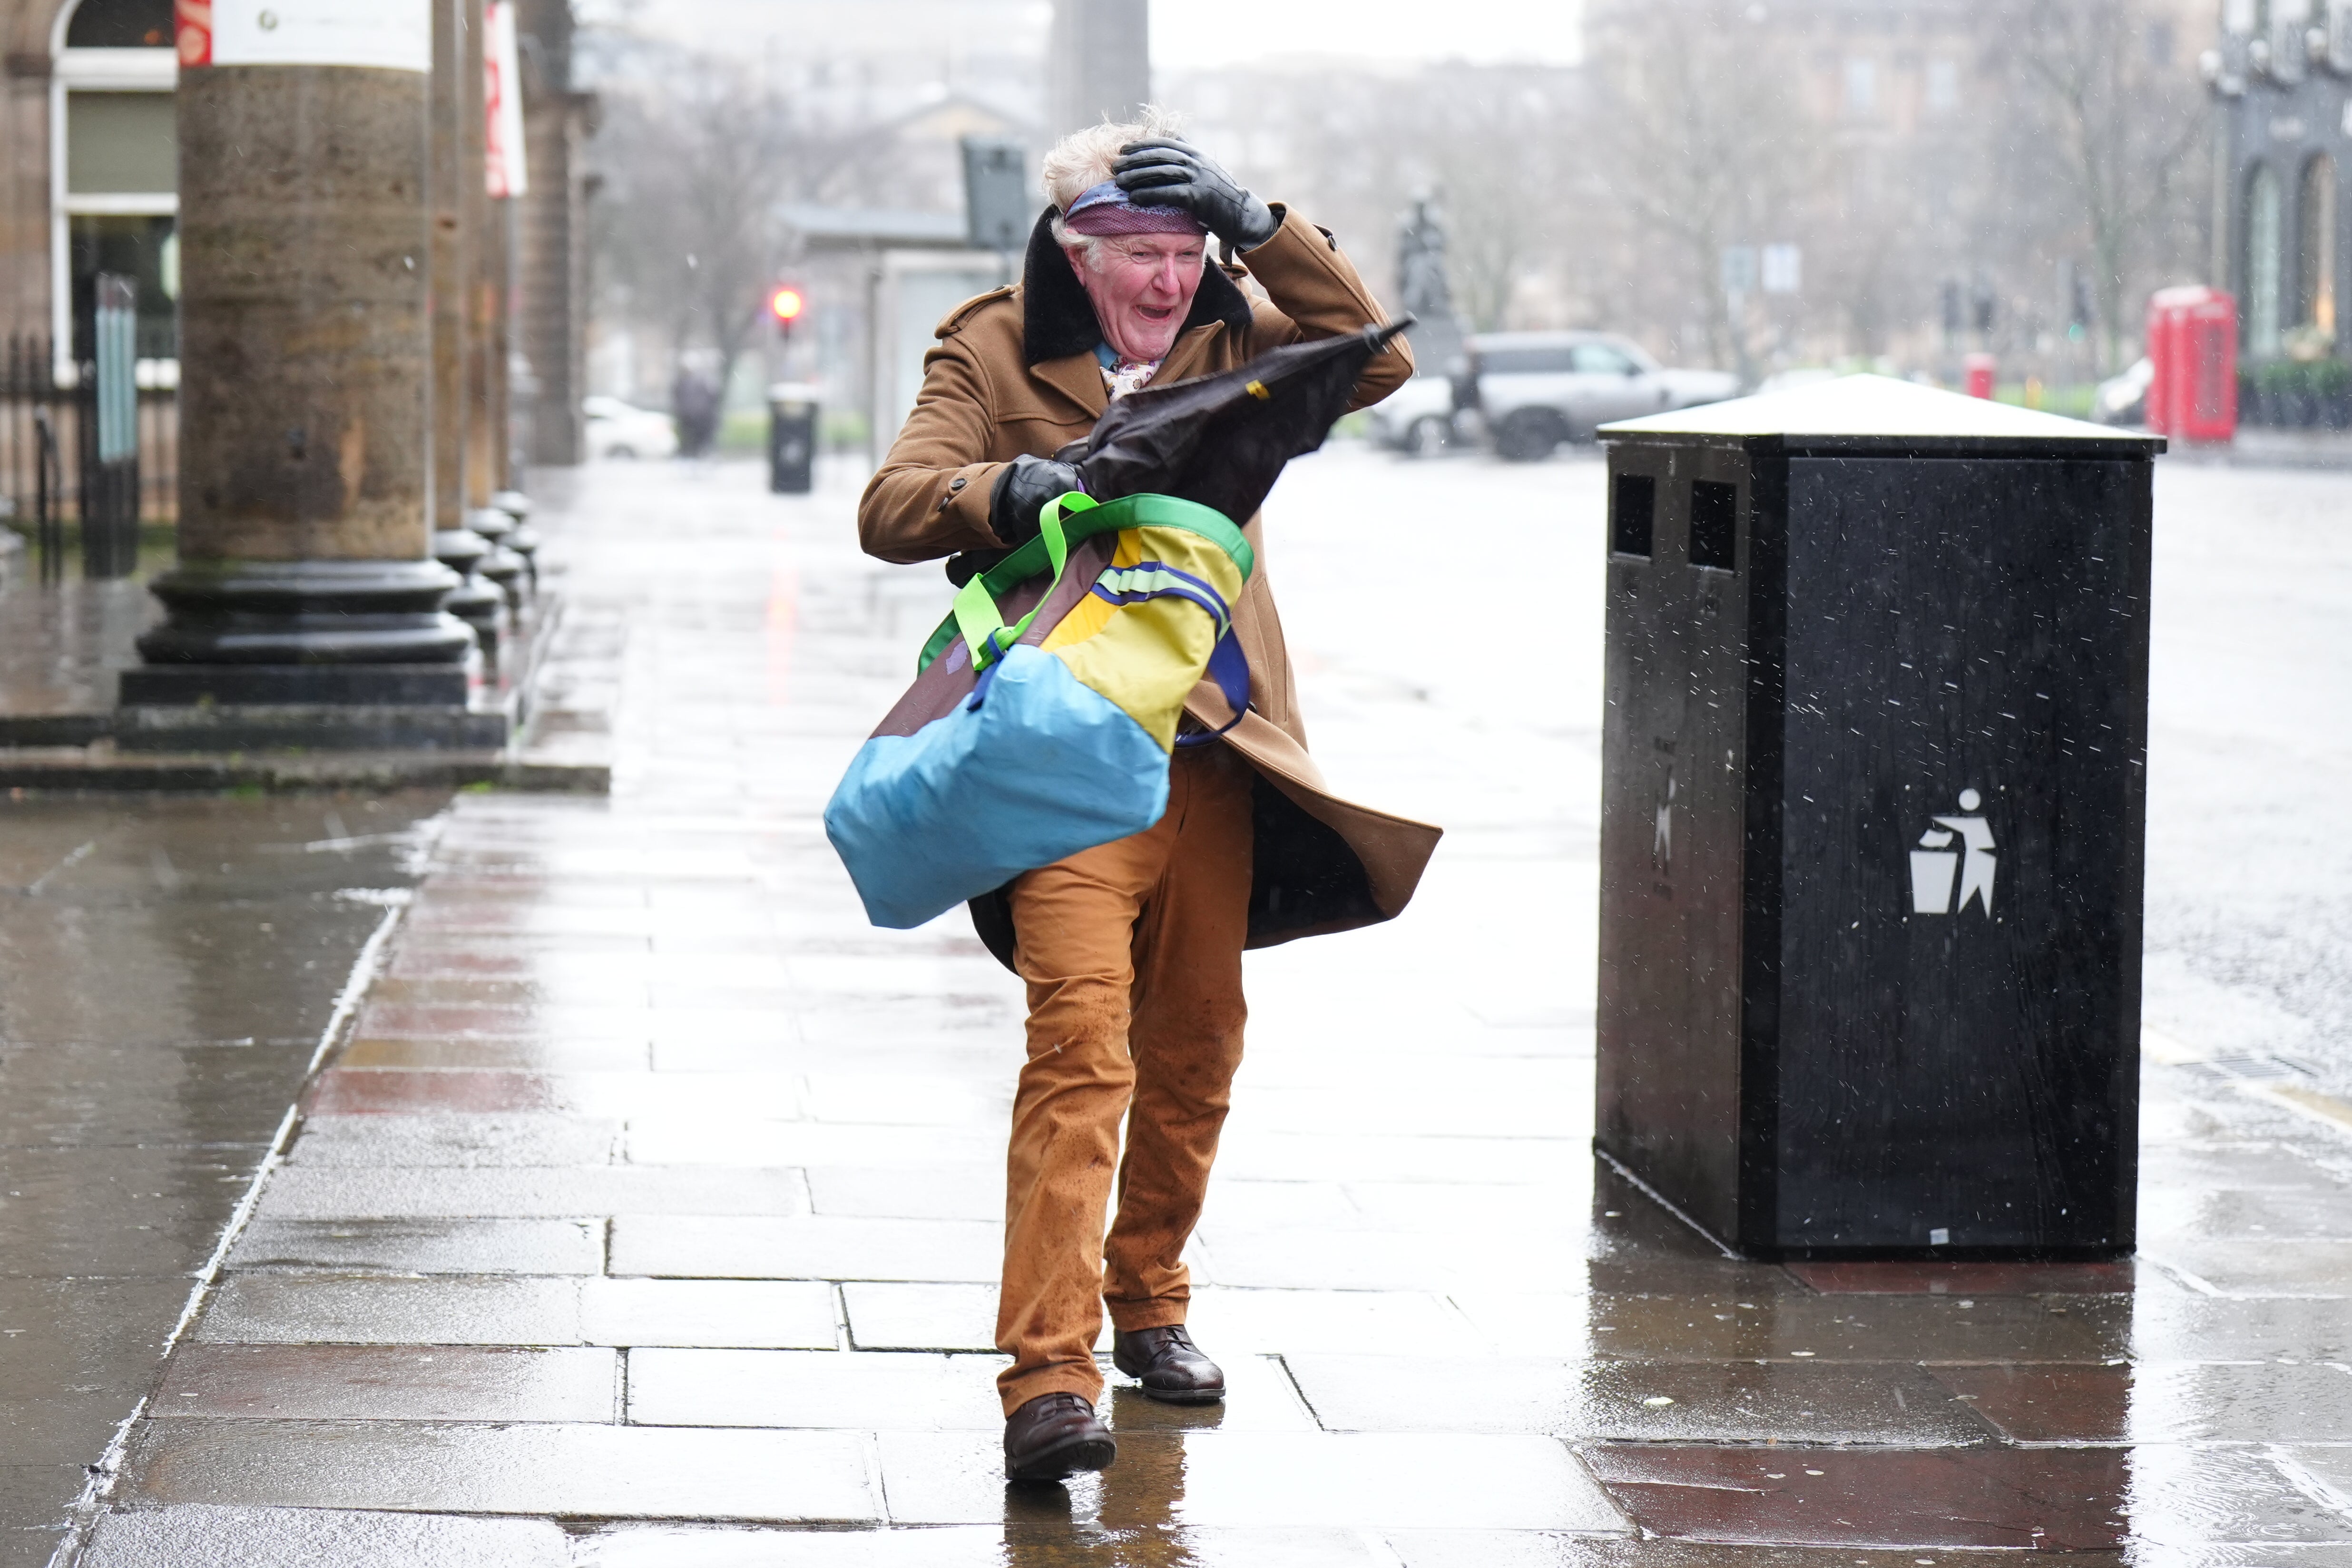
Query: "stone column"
430 0 507 660
1049 0 1149 139
127 0 474 717
462 0 497 511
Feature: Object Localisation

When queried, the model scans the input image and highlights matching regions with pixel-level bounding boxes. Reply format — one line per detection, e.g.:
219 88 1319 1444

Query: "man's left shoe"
1112 1324 1226 1404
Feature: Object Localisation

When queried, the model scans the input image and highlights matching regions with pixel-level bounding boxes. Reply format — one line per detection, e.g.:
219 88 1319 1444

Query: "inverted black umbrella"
1067 316 1416 524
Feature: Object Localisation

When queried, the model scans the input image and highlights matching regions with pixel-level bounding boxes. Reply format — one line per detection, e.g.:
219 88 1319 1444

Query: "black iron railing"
0 332 179 581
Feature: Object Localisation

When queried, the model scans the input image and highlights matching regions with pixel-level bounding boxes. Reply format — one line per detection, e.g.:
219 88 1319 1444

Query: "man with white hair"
860 116 1434 1483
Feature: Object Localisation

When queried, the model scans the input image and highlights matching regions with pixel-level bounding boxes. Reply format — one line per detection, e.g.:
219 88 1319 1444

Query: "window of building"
51 0 177 384
1845 57 1878 115
1925 59 1959 111
2247 163 2284 355
2300 153 2337 339
66 0 170 47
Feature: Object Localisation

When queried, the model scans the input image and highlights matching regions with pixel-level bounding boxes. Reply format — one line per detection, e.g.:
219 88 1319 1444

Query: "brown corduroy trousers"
994 744 1254 1416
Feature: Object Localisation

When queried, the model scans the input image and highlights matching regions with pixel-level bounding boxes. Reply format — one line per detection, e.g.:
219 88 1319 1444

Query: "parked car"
1456 332 1739 461
584 395 680 461
1365 375 1460 457
2091 357 2153 427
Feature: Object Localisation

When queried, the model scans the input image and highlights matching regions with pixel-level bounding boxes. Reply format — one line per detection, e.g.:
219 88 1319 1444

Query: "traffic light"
769 286 805 338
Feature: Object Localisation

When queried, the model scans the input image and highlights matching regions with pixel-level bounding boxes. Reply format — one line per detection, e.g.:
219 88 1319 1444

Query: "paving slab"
254 1163 809 1219
1574 1290 2130 1363
1383 1540 2134 1568
193 1274 585 1345
1582 1443 2134 1549
574 1522 1392 1567
286 1113 623 1168
307 1067 808 1120
876 1429 1630 1531
1287 1354 1997 1444
1933 1362 2352 1443
339 1036 656 1070
625 1347 1317 1433
118 1417 877 1522
150 1343 617 1422
2140 1239 2352 1296
578 1278 839 1348
805 1164 1004 1221
608 1213 1001 1282
839 1280 1469 1356
81 1505 574 1568
225 1215 605 1274
624 1118 1001 1168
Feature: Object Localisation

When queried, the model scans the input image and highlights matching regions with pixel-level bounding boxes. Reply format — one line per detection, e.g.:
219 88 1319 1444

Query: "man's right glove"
988 455 1084 548
1112 138 1281 252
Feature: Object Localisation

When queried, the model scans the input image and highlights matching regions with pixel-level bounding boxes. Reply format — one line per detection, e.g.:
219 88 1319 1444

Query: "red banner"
175 0 212 66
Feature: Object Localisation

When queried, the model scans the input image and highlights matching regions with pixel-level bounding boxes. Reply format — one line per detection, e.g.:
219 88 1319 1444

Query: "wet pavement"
0 791 447 1565
4 447 2351 1562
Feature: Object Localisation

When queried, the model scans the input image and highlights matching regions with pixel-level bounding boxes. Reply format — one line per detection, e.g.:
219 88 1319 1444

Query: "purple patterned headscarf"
1062 179 1207 238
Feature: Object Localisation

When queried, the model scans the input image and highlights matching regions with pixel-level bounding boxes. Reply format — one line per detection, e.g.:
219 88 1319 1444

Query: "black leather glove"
988 455 1084 548
1112 138 1280 252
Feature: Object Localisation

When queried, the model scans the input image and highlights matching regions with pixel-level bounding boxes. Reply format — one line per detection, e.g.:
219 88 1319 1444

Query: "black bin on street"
1594 376 2164 1259
768 382 818 494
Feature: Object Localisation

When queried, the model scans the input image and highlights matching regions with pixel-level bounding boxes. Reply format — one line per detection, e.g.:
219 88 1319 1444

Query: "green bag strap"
950 491 1086 672
917 491 1255 674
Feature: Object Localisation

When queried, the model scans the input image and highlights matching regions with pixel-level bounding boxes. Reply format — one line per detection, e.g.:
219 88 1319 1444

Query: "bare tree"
594 64 800 405
1992 0 2211 372
1579 0 1825 379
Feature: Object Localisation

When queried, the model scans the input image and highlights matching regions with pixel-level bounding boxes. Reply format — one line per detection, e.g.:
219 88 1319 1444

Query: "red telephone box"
2146 286 2236 443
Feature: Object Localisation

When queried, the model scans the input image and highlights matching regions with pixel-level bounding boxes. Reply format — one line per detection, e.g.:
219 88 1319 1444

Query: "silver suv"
1456 332 1738 461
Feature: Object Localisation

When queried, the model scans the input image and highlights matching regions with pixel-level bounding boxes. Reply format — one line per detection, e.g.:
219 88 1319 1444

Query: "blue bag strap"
1173 627 1252 747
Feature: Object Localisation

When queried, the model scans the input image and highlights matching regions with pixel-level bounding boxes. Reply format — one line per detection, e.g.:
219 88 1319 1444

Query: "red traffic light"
769 286 805 323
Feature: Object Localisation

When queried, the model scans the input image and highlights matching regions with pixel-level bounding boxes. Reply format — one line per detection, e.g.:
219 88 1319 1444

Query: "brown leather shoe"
1003 1391 1116 1482
1112 1324 1226 1404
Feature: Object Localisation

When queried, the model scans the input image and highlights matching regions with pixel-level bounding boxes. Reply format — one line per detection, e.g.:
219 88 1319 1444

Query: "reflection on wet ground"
0 791 447 1566
0 561 162 719
30 454 2352 1563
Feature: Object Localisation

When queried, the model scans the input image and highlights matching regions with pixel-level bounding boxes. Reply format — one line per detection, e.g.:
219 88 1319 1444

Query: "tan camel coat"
857 204 1442 956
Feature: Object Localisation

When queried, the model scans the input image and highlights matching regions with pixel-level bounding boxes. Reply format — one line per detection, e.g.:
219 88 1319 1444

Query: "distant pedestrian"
670 368 718 458
858 112 1439 1483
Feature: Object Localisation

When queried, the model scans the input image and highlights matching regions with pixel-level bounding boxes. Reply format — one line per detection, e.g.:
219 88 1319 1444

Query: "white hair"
1041 105 1188 271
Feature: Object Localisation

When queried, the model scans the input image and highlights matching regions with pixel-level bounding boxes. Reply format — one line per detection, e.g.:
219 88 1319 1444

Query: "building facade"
3 0 176 374
0 0 590 468
2213 0 2352 361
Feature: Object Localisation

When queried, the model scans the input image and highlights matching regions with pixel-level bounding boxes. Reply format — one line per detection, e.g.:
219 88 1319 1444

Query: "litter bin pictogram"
1909 788 1996 916
1596 376 2163 1259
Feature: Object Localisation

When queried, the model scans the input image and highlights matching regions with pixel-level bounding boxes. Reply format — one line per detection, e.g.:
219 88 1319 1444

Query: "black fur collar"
1020 205 1254 367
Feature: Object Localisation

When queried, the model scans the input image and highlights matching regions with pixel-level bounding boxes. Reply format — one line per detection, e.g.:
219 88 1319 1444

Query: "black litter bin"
1594 376 2164 1259
768 382 819 494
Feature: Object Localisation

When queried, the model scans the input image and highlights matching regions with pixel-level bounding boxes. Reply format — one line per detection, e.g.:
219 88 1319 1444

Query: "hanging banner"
194 0 430 72
174 0 211 66
484 0 529 197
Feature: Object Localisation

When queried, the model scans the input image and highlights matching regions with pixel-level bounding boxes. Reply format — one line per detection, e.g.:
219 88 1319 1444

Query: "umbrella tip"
1366 315 1416 352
